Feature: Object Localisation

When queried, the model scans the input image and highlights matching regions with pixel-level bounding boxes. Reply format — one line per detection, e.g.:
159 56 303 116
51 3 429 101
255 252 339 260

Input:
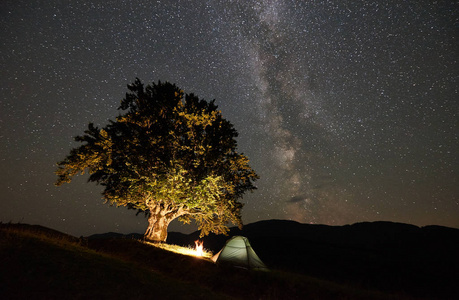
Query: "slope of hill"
0 222 424 300
0 223 230 300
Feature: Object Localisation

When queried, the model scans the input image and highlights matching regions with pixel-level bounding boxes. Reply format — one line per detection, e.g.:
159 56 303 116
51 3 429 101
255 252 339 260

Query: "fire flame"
144 240 211 258
195 240 204 257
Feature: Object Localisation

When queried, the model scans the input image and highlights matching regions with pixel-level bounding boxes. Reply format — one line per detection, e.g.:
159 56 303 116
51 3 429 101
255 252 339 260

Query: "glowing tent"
211 236 268 271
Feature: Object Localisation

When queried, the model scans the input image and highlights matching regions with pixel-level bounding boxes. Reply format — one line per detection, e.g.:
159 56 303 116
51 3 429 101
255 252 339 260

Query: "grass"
0 223 230 300
0 223 427 300
144 240 213 259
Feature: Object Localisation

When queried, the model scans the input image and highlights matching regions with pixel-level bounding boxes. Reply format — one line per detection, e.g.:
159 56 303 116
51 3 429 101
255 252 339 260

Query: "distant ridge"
168 219 459 252
84 219 459 251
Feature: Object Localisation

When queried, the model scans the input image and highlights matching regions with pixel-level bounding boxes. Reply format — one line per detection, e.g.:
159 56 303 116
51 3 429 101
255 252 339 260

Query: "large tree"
55 79 258 242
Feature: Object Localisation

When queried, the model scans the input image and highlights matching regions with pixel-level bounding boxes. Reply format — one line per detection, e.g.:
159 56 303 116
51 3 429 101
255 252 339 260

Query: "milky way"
1 1 457 236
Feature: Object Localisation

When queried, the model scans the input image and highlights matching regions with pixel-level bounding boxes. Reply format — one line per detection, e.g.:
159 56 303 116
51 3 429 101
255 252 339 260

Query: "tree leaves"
55 79 258 237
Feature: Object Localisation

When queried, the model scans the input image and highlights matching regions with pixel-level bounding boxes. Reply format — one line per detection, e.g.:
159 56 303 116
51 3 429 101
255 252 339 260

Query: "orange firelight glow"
195 240 204 257
143 240 212 259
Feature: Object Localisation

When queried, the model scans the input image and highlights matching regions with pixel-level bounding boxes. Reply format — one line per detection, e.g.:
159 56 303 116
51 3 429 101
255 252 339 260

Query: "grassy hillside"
0 223 229 300
0 223 438 299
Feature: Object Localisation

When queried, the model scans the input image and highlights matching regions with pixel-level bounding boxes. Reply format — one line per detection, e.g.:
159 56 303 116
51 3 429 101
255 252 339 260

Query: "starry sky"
1 0 458 236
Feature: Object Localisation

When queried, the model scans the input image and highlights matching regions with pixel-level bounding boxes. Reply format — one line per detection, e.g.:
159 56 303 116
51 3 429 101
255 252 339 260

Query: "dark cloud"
287 196 306 203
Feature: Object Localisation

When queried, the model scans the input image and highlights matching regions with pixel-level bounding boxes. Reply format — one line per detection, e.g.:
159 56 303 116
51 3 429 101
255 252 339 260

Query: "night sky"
1 1 458 236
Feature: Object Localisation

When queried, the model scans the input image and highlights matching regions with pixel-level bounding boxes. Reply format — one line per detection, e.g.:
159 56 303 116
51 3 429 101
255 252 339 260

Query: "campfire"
195 240 204 257
143 240 212 259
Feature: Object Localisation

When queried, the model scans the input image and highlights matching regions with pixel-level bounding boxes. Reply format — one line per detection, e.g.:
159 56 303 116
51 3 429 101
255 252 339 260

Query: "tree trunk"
144 212 174 242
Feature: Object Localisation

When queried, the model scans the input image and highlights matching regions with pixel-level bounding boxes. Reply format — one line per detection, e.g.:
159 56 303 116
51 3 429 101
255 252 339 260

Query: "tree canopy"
55 79 258 241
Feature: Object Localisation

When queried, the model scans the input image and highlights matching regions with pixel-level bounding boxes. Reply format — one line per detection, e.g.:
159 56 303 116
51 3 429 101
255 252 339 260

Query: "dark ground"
2 220 458 299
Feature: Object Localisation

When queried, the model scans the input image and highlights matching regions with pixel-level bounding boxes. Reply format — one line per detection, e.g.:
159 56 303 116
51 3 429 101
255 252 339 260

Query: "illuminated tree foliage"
55 79 258 242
